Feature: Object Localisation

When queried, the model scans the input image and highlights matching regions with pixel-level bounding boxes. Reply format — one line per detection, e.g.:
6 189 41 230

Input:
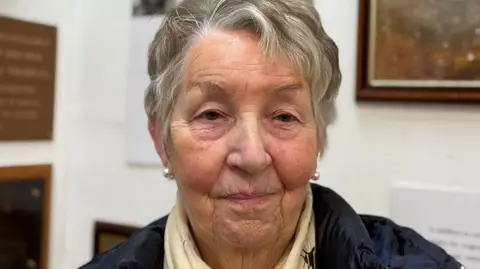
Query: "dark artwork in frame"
93 222 140 256
0 165 52 269
132 0 176 17
356 0 480 102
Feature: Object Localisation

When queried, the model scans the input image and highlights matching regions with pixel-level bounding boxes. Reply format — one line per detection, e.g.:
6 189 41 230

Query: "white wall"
0 1 74 269
66 0 480 267
61 0 177 267
3 0 480 268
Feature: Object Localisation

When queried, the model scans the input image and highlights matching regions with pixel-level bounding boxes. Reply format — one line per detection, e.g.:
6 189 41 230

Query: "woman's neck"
195 232 295 269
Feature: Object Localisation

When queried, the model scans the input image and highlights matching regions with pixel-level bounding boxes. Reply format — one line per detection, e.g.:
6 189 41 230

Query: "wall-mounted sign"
0 165 52 269
0 16 57 140
125 1 167 166
391 182 479 269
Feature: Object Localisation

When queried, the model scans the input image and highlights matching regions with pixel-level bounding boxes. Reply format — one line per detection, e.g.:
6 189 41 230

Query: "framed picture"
0 165 52 269
132 0 176 17
93 222 139 255
356 0 480 102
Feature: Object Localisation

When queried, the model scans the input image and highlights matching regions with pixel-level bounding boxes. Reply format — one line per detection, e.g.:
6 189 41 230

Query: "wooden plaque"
93 222 139 256
0 165 52 269
0 16 57 140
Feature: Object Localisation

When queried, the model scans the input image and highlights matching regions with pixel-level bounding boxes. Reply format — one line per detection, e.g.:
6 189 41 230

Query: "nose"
226 116 272 175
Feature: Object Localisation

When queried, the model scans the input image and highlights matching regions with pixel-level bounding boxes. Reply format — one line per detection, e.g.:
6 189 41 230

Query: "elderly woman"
81 0 463 268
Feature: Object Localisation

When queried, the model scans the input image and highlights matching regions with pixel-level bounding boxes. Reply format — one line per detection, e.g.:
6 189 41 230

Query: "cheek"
269 133 318 190
169 126 226 195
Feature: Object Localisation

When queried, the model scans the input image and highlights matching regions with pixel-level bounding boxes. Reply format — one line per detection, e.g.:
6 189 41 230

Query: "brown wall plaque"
0 165 52 269
0 16 57 140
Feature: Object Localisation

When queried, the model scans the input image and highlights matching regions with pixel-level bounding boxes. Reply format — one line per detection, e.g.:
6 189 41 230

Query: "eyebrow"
190 81 304 100
194 81 303 92
274 83 303 94
197 81 224 92
192 81 228 98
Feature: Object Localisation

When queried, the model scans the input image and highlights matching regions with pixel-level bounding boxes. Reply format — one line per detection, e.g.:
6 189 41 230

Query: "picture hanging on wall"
0 165 52 269
132 0 176 17
93 222 140 256
356 0 480 102
125 1 180 166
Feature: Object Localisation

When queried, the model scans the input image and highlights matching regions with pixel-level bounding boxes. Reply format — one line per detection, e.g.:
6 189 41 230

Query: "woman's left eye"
273 113 298 123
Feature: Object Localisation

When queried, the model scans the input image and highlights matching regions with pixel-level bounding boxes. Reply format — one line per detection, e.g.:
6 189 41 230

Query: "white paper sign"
125 0 182 166
125 15 165 166
391 182 480 268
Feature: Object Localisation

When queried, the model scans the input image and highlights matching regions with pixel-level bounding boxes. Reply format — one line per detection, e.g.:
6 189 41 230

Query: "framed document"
356 0 480 102
0 165 52 269
93 222 139 255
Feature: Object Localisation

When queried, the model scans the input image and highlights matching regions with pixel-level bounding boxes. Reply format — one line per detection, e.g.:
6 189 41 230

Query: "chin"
214 218 281 249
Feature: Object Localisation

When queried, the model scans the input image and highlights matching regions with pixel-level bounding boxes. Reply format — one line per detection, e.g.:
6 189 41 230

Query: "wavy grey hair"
145 0 341 157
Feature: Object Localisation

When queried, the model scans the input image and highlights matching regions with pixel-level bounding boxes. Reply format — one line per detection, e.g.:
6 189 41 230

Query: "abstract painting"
356 0 480 102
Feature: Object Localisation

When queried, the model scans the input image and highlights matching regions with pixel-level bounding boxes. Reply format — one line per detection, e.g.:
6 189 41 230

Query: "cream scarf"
164 189 316 269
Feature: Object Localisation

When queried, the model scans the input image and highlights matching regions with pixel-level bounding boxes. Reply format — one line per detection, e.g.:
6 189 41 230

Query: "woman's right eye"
199 110 222 121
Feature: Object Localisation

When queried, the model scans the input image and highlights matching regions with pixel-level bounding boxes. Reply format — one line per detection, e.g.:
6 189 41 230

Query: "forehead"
183 30 302 88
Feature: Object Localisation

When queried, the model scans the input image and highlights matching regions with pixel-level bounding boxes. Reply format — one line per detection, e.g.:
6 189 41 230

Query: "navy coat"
79 184 464 269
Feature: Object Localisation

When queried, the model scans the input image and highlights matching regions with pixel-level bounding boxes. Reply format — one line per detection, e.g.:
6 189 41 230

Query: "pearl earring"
311 172 320 181
163 168 173 179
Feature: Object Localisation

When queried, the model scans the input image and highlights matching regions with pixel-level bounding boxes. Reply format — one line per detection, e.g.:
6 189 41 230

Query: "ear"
148 116 169 167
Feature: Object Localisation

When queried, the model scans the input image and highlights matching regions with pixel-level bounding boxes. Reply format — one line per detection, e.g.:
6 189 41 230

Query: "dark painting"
0 178 45 269
371 0 480 85
132 0 175 16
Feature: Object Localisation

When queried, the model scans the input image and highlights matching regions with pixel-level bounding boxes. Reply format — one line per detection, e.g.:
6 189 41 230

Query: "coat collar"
310 183 385 269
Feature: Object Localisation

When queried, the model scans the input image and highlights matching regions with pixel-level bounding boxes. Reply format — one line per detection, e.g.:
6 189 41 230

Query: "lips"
226 193 269 199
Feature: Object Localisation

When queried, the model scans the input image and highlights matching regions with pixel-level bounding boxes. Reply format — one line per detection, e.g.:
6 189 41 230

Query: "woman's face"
155 30 319 249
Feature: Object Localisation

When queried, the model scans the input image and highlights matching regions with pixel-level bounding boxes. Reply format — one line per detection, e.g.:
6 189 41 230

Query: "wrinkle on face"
166 29 318 269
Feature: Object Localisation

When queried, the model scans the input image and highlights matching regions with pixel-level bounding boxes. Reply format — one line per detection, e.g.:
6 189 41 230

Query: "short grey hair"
145 0 341 157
